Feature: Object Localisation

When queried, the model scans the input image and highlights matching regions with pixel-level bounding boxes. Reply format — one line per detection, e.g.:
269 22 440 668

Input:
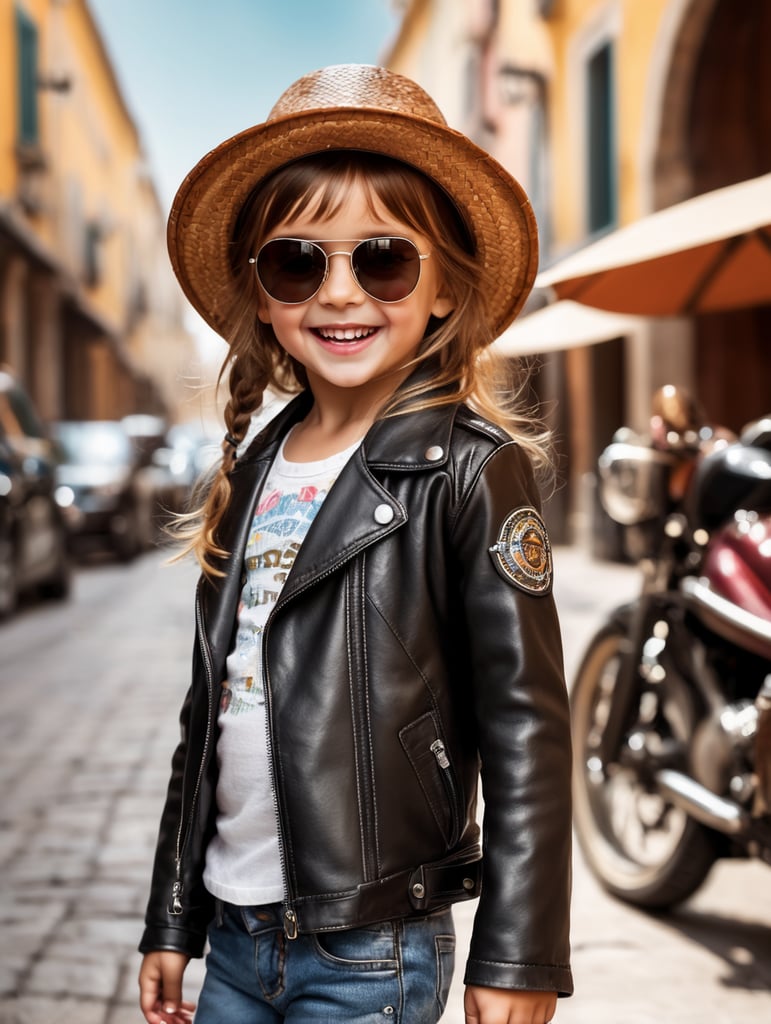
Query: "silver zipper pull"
430 738 450 769
169 880 184 915
284 908 298 940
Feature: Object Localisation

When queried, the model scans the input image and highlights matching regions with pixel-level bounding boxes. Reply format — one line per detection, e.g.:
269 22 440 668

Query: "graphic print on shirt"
221 483 326 716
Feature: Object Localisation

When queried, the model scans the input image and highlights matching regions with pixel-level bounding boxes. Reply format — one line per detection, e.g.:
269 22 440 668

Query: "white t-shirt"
203 431 361 905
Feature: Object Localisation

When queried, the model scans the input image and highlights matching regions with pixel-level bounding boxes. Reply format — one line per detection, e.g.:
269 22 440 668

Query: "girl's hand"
139 950 195 1024
464 984 557 1024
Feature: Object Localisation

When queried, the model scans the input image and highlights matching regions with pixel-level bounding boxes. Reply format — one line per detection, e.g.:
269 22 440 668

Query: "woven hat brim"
168 108 539 341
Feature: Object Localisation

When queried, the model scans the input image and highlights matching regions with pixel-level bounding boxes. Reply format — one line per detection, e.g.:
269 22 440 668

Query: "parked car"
0 369 71 618
52 420 155 561
149 421 221 523
121 414 168 457
120 414 185 539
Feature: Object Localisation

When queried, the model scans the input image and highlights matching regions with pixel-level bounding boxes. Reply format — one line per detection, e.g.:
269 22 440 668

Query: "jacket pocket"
399 712 462 848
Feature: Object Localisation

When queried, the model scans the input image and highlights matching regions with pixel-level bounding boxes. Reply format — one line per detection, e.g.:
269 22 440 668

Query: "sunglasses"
249 236 431 304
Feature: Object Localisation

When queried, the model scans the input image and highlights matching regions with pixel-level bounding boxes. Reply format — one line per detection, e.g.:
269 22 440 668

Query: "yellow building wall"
53 0 144 331
0 2 16 197
2 0 195 420
3 0 62 249
546 0 669 250
386 0 438 83
2 0 152 333
385 0 476 131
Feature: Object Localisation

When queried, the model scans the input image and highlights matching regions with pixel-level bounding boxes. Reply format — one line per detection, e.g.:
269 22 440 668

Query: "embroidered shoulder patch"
489 507 553 595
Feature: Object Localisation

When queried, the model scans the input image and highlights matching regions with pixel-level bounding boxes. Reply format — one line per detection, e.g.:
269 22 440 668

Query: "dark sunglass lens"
353 238 421 301
257 240 326 302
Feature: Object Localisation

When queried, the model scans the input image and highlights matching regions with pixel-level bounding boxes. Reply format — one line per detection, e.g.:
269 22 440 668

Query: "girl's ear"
431 291 454 319
256 292 273 324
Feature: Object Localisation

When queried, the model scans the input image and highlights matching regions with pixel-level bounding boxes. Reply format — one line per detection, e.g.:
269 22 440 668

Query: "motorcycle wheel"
571 617 718 909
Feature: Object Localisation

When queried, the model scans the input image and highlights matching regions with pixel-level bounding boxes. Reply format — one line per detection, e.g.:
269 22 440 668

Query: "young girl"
139 64 573 1024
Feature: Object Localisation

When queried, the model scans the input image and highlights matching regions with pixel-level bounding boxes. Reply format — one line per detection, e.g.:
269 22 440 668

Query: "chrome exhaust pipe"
654 768 749 835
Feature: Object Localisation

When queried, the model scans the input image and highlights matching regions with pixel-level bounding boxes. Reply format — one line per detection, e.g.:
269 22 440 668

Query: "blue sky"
90 1 400 212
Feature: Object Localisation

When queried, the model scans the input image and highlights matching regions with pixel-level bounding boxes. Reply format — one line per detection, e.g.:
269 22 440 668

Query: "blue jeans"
194 900 456 1023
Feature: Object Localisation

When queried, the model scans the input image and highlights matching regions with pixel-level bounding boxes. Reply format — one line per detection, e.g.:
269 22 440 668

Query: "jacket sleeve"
450 440 573 996
138 637 215 958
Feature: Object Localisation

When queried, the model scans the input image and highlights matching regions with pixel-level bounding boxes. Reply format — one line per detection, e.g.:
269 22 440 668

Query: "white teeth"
317 326 376 341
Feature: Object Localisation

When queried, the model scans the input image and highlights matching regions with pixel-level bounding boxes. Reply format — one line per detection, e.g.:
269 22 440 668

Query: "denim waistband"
214 899 284 935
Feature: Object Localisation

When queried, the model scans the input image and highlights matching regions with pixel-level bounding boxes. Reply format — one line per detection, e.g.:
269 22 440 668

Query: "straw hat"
167 63 538 341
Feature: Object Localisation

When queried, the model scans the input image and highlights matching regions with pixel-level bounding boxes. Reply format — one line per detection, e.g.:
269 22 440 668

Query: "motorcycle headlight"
598 443 675 525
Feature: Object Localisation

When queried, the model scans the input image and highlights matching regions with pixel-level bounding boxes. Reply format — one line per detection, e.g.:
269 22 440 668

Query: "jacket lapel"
200 393 311 670
278 400 458 605
276 445 406 605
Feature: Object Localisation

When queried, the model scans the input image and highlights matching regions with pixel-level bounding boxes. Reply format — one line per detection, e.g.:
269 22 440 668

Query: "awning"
494 300 643 356
535 173 771 316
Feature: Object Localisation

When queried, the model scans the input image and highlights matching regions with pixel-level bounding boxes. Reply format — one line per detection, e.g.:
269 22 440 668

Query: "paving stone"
77 881 147 917
0 995 105 1024
25 955 120 1000
0 962 25 1000
0 897 65 934
106 1006 143 1024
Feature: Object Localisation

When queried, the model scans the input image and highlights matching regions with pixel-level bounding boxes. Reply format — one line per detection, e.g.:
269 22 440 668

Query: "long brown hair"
175 151 550 576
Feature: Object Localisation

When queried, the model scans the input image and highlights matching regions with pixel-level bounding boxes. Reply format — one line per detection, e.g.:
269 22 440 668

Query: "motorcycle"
571 409 771 909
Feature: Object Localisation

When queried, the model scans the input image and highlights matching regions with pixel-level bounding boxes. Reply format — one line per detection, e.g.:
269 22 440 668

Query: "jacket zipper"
430 738 462 847
262 608 298 939
172 509 398 933
169 591 215 915
262 563 359 940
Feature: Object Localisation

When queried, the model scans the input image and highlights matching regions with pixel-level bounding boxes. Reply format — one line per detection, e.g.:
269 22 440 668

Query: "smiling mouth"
313 326 379 342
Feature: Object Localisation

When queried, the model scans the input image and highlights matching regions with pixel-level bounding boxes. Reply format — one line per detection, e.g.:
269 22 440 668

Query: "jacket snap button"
463 877 475 891
374 503 394 525
412 882 425 898
424 445 444 461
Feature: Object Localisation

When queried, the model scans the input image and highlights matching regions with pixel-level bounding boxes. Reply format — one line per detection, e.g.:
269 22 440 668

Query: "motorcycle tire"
571 615 719 910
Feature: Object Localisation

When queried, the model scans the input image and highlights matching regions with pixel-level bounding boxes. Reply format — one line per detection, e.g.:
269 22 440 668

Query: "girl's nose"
317 252 364 306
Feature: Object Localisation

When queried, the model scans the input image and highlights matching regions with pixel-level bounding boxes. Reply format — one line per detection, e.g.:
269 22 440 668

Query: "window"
16 6 40 147
586 42 616 233
84 223 103 288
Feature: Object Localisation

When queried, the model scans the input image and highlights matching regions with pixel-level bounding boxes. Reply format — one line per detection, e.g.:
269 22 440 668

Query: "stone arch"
649 0 771 430
648 0 719 210
649 0 771 207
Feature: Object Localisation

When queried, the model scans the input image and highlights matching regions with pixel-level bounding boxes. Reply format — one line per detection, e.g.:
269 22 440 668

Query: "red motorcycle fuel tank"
702 513 771 622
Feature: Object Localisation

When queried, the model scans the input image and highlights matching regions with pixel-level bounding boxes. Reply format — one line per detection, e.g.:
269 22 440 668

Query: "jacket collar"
245 388 461 602
200 368 461 667
238 364 458 473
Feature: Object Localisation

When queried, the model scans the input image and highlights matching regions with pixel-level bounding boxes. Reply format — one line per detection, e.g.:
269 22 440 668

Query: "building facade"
386 0 771 547
0 0 195 424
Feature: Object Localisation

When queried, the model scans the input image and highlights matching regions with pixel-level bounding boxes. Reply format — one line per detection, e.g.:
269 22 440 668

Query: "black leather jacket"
140 389 573 996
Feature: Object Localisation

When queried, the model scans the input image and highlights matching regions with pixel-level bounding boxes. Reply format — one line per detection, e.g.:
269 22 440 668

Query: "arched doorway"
654 0 771 432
